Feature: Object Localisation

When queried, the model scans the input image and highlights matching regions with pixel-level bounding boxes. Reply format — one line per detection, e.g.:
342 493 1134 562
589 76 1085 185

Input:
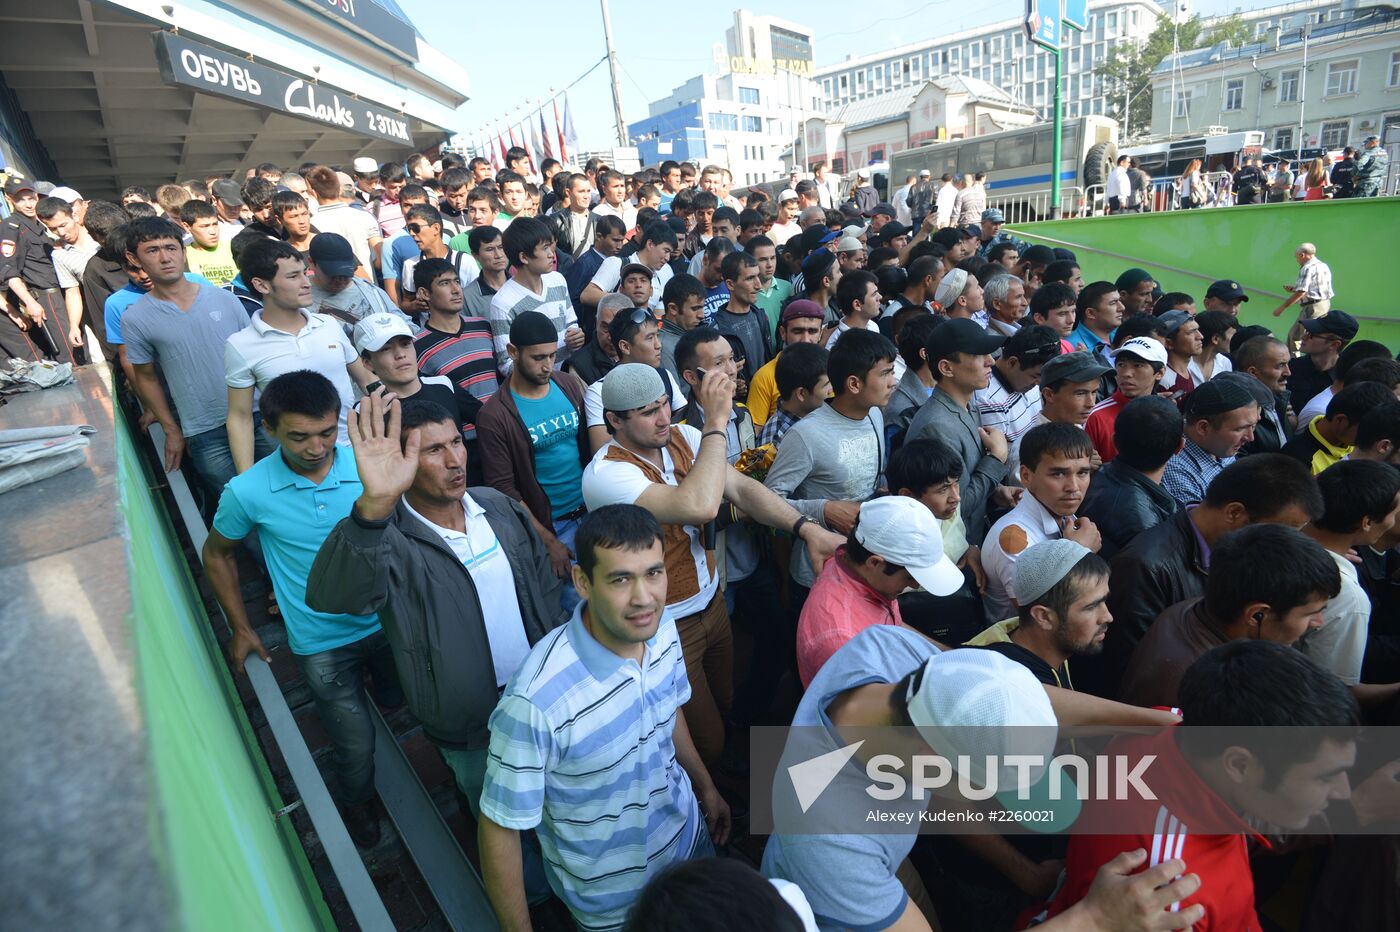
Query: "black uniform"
1330 157 1357 199
1232 166 1266 205
0 212 70 362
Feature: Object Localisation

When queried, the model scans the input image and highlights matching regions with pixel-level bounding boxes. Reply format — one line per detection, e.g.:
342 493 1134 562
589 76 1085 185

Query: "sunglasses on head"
624 307 652 325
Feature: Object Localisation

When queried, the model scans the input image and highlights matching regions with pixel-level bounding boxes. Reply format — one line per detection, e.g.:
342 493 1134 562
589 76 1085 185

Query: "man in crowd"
712 250 772 390
759 342 831 448
582 364 840 768
397 204 477 316
931 268 984 320
477 504 731 932
968 539 1111 690
1119 525 1339 706
1283 382 1397 475
746 299 825 426
1114 269 1155 319
544 172 597 259
1201 278 1247 316
305 165 382 275
1300 460 1400 686
1295 340 1395 425
1094 454 1322 697
975 324 1060 477
1161 380 1260 506
1232 336 1295 454
180 200 238 287
490 217 583 374
1355 134 1389 198
1035 351 1111 431
1272 242 1334 350
582 220 677 314
583 307 687 452
1069 281 1123 358
906 319 1009 543
224 239 371 473
983 273 1028 337
568 293 629 387
825 269 882 350
121 217 251 492
306 390 563 898
796 495 963 686
476 312 590 601
307 233 404 326
766 330 897 604
462 225 510 319
1084 337 1167 463
203 372 396 847
37 194 98 364
659 274 707 384
1079 395 1183 558
981 423 1101 622
1288 310 1357 411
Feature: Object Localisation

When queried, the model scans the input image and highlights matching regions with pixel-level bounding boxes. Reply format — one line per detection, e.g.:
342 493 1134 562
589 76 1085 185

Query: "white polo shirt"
223 309 358 443
402 492 531 687
588 255 673 311
980 492 1068 623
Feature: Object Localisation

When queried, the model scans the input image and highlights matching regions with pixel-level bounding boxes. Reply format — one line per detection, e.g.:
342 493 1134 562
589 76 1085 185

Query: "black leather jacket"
1079 460 1181 560
544 208 596 259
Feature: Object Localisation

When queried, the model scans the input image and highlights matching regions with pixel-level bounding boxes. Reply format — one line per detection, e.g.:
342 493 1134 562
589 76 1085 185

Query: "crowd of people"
1095 134 1391 214
6 145 1400 932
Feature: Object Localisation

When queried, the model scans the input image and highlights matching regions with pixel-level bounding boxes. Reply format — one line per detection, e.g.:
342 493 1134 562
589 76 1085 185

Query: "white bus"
1120 129 1265 210
889 115 1119 221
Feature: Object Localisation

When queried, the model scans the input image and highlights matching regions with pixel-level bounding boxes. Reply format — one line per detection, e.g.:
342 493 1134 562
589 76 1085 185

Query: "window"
1273 127 1294 151
1389 51 1400 88
996 132 1037 169
1325 59 1358 96
1320 120 1349 148
869 146 885 162
738 86 760 105
741 115 762 133
1256 22 1268 37
708 113 738 131
1224 78 1245 111
1106 11 1118 35
1173 89 1191 118
839 75 848 92
1278 69 1299 103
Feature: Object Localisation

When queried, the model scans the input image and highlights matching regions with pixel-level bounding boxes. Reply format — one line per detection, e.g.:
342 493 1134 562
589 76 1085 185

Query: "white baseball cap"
1113 336 1168 367
49 186 83 203
905 647 1058 790
918 169 932 177
778 188 798 203
352 157 379 175
857 167 871 179
353 313 416 354
854 496 964 596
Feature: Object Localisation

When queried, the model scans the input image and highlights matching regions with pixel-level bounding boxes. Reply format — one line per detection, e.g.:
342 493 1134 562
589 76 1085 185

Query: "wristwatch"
791 515 811 538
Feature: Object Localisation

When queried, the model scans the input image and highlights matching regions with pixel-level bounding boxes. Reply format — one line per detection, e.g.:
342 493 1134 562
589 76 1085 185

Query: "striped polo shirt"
480 603 701 931
413 316 499 441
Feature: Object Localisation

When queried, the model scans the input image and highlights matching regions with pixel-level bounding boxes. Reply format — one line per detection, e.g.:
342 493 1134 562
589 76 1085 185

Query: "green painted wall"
116 414 332 931
1009 197 1400 346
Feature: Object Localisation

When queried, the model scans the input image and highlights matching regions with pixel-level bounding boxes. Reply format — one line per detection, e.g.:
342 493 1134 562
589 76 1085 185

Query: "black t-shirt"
978 640 1071 688
1286 354 1333 413
364 376 481 437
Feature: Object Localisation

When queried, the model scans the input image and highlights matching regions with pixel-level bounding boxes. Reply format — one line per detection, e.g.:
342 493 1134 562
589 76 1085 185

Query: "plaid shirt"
759 407 802 447
1161 438 1231 507
1294 257 1334 303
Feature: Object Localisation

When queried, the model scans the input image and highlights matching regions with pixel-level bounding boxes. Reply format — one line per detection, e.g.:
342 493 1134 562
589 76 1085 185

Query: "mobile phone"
695 366 708 381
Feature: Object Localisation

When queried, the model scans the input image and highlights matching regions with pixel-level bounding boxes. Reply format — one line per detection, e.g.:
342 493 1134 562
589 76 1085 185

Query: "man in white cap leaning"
763 621 1193 932
351 157 380 206
796 495 963 687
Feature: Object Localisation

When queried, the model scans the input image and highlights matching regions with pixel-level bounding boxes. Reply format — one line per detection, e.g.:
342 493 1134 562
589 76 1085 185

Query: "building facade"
1149 3 1400 152
814 1 1164 124
629 11 821 187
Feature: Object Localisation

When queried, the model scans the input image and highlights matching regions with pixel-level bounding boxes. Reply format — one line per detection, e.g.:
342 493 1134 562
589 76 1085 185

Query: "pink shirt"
796 549 907 687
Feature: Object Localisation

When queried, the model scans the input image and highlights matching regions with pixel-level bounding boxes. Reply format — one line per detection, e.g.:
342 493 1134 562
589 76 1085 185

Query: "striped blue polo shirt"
480 601 701 931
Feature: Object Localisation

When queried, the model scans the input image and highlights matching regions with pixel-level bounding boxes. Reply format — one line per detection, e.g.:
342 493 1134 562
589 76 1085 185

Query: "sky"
396 0 1289 154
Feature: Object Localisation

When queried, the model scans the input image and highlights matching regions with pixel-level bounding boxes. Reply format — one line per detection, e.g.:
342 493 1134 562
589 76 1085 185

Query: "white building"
814 1 1164 123
629 10 821 186
1150 2 1400 150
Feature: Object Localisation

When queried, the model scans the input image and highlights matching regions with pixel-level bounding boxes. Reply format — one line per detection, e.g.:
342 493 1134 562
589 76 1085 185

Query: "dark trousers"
726 563 793 727
29 289 85 365
293 630 402 805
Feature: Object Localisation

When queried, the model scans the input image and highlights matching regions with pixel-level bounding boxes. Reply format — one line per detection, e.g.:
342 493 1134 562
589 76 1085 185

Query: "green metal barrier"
116 411 333 931
1010 197 1400 346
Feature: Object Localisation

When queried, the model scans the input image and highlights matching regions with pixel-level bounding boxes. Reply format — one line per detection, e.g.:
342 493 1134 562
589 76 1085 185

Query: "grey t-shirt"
764 402 884 587
714 305 770 385
761 625 937 931
311 278 406 332
122 283 249 436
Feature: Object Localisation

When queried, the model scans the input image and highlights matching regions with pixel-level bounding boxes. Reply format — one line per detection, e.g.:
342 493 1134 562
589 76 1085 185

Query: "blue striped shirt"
480 602 700 931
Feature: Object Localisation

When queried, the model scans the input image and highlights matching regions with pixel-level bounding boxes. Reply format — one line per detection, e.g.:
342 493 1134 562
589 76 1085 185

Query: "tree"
1100 14 1253 138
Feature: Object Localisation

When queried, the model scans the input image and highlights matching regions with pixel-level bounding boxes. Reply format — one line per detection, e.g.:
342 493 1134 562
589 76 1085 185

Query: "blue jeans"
438 746 552 905
293 630 401 805
185 420 275 501
554 514 582 615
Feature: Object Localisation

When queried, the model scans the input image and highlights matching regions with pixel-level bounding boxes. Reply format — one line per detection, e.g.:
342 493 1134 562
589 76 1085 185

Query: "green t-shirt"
186 241 237 287
754 278 794 339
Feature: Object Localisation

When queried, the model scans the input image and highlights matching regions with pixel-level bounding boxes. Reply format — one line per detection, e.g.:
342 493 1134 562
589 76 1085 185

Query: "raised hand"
349 388 421 521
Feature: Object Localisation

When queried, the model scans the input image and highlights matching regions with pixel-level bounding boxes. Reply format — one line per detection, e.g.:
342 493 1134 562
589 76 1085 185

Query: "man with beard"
969 539 1111 688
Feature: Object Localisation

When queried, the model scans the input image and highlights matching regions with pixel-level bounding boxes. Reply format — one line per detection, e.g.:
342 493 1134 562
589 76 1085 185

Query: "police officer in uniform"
1355 135 1389 198
0 175 70 363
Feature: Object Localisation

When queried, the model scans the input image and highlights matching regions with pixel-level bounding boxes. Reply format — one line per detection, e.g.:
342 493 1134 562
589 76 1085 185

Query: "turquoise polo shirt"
212 445 380 655
1069 322 1115 358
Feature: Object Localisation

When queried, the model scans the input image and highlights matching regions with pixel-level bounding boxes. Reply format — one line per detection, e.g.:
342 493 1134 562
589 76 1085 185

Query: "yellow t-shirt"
748 353 781 425
186 241 237 287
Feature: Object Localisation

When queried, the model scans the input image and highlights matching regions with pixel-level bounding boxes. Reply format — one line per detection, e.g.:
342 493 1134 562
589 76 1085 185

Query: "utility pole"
1296 25 1310 161
599 0 628 148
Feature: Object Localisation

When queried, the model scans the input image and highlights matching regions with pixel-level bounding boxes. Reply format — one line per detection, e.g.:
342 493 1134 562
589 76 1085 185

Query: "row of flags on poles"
473 94 580 174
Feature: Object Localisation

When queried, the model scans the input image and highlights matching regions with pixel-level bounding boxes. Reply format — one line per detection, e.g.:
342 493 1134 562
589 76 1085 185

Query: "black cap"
618 262 653 282
1182 378 1257 418
875 221 910 242
3 176 35 198
1040 351 1111 386
871 202 898 219
926 318 1006 361
509 310 559 347
307 233 358 277
1205 279 1249 302
959 224 981 240
1300 310 1358 342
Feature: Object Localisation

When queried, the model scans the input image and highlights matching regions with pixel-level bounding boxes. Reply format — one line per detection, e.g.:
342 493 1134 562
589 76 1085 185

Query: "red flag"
553 96 568 164
497 126 509 167
508 123 520 148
